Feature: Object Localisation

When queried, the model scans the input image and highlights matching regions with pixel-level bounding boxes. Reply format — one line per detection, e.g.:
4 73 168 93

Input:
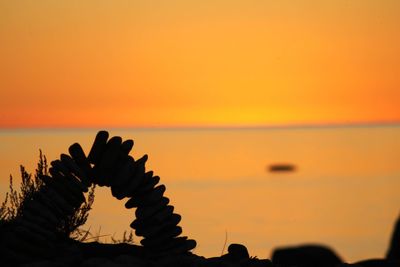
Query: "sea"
0 126 399 262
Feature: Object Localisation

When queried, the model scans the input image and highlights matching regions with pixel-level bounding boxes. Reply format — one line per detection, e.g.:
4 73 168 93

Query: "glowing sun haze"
1 0 399 128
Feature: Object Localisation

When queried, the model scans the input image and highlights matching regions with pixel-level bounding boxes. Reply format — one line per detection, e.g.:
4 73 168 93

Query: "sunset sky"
1 0 399 128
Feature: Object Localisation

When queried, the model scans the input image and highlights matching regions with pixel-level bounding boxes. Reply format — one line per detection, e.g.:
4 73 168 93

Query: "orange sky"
1 1 399 128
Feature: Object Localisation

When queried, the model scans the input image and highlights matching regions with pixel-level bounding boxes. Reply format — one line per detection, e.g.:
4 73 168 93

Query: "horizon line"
1 121 400 131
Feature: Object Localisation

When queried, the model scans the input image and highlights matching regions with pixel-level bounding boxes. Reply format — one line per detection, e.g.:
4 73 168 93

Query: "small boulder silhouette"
386 215 400 261
355 258 400 267
271 244 343 267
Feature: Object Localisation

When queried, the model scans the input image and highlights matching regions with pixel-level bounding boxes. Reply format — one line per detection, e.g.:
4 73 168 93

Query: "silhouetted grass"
0 150 96 240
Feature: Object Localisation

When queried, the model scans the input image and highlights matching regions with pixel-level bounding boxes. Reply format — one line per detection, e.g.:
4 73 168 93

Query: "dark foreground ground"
2 236 399 267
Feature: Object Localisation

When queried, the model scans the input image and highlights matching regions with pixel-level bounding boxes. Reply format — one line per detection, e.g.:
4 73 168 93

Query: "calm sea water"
0 126 399 262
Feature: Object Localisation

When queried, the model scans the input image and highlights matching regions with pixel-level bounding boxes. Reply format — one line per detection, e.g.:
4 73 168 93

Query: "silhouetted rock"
87 130 109 165
97 136 123 186
88 131 197 255
68 142 92 186
60 154 90 190
241 258 273 267
355 259 400 267
336 264 363 267
387 215 400 261
77 241 144 259
111 156 135 198
114 254 146 265
133 213 182 237
135 197 170 220
80 257 110 267
272 244 343 267
227 243 250 261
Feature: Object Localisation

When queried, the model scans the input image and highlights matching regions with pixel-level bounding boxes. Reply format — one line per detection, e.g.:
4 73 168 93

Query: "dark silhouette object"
227 243 250 260
354 259 400 267
218 243 250 262
0 151 95 264
0 151 47 222
76 241 144 259
271 244 343 267
336 264 363 267
386 215 400 261
268 163 296 172
207 243 273 266
0 131 196 264
86 131 196 256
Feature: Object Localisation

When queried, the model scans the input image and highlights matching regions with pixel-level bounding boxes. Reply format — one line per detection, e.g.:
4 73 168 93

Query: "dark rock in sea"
271 244 343 267
268 163 296 172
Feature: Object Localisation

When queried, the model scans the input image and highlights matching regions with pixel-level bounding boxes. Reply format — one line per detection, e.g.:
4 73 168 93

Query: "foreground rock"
271 244 343 267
